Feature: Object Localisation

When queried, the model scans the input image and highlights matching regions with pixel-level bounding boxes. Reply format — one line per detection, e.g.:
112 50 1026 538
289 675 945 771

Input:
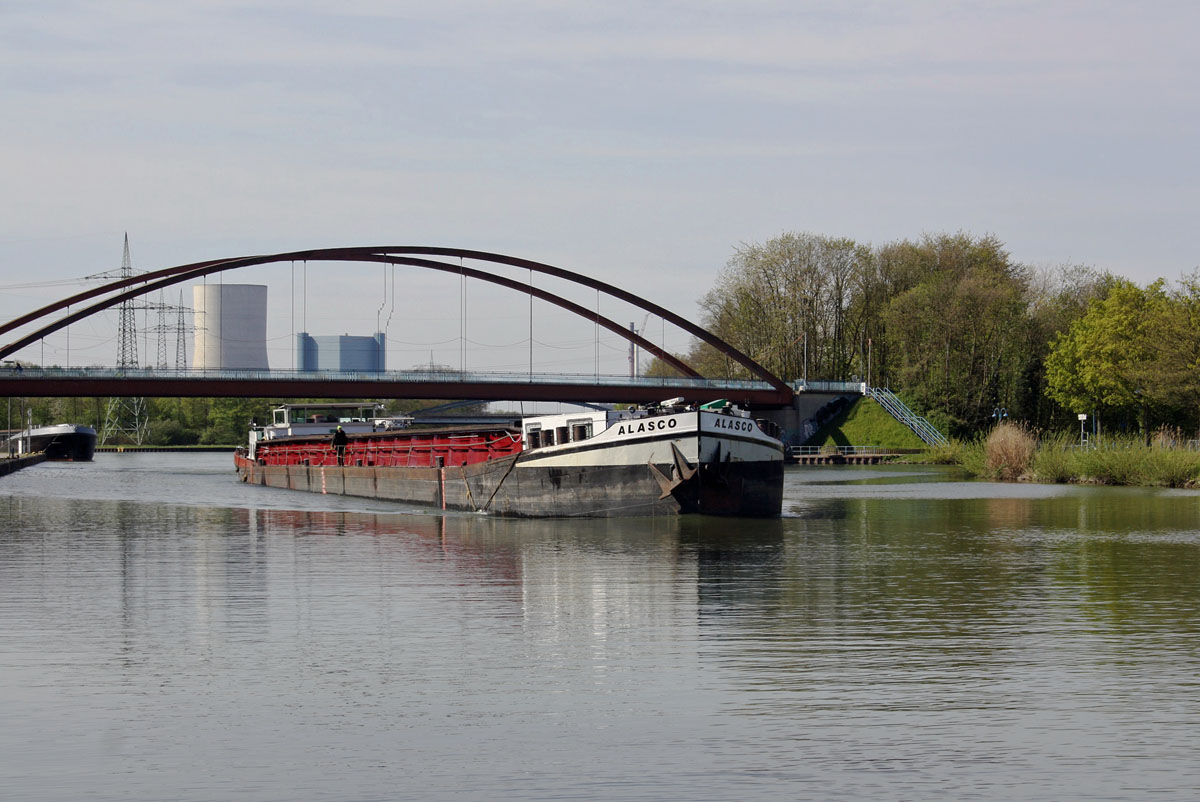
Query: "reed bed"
909 440 967 465
950 427 1200 487
984 422 1037 481
1030 432 1074 483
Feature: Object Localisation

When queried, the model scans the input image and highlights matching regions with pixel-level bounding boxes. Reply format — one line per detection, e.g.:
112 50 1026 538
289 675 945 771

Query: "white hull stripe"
518 430 783 464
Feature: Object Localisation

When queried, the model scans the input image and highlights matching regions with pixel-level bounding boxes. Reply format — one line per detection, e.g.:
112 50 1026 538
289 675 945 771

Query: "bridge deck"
0 367 795 406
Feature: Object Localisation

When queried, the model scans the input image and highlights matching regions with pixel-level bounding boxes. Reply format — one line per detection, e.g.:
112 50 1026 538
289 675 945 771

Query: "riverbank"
922 424 1200 487
0 453 47 476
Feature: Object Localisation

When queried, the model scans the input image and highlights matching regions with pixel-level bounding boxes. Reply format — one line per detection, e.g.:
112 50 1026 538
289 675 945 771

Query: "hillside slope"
811 398 927 449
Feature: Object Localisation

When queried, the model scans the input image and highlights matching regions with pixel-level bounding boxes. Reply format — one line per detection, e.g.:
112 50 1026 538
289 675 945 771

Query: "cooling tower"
192 284 269 370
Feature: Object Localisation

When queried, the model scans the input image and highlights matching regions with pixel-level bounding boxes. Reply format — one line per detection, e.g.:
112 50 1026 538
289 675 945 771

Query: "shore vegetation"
644 230 1200 441
5 396 485 447
10 229 1200 465
946 426 1200 487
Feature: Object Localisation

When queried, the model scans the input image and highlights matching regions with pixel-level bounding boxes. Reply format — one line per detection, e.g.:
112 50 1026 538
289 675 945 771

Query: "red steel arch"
5 254 698 379
0 246 791 393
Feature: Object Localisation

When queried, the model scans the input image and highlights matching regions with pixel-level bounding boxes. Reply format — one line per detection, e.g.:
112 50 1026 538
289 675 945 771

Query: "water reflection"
2 459 1200 800
4 470 1200 656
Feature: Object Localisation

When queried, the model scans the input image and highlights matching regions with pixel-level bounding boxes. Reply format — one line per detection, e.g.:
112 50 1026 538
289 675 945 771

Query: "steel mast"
100 234 149 445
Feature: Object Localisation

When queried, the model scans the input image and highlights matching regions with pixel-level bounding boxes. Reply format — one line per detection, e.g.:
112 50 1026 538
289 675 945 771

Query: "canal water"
2 454 1199 801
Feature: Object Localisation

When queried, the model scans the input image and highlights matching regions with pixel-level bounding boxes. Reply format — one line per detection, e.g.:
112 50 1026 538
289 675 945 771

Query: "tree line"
9 233 1196 443
650 231 1198 438
5 396 484 446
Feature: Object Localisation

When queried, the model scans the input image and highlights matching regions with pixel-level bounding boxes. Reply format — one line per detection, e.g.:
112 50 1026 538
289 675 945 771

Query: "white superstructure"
520 403 782 468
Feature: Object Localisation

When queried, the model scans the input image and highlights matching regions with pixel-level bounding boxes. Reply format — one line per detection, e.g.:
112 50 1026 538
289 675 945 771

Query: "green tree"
1133 274 1200 430
1020 264 1118 428
879 233 1031 433
1044 279 1165 431
201 398 272 444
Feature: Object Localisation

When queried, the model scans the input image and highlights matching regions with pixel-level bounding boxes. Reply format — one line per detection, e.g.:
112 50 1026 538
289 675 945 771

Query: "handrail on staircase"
864 387 948 447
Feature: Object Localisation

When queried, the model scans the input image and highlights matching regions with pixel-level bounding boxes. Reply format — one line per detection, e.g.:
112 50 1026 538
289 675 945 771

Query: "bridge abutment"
759 391 862 447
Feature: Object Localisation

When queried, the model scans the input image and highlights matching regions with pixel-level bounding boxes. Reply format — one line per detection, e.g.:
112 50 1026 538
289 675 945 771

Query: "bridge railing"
1 365 780 392
789 445 926 456
792 380 866 394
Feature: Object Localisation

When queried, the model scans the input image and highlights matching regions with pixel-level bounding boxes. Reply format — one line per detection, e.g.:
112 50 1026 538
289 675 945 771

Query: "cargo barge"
235 401 784 517
7 423 97 461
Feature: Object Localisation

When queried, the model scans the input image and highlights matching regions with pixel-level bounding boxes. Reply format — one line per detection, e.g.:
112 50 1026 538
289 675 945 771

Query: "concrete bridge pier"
759 390 861 448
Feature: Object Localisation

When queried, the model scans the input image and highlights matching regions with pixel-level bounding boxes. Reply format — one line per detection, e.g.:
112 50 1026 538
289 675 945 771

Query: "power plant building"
297 332 386 372
192 284 270 370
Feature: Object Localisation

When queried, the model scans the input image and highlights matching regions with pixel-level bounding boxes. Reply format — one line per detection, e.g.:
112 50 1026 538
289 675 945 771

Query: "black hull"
236 454 783 518
11 426 97 462
39 433 97 461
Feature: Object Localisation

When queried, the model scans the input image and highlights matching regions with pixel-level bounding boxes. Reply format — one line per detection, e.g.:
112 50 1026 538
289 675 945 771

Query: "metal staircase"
866 388 948 447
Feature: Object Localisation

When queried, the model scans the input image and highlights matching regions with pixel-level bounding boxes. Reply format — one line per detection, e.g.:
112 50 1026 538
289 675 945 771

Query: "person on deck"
332 426 349 466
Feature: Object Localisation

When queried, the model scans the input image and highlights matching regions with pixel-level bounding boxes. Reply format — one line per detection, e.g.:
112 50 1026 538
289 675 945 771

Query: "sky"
1 0 1197 372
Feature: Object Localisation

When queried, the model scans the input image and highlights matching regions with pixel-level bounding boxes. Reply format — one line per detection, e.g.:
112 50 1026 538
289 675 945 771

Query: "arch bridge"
0 246 797 407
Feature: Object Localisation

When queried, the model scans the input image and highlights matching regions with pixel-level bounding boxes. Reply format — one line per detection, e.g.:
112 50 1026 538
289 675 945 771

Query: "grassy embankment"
810 397 927 450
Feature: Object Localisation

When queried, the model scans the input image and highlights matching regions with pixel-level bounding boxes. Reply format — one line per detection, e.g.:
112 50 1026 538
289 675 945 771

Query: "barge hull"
236 455 782 518
8 424 97 461
43 434 97 461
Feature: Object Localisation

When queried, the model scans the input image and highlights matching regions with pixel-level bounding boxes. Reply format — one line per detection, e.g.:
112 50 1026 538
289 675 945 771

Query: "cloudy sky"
1 1 1197 371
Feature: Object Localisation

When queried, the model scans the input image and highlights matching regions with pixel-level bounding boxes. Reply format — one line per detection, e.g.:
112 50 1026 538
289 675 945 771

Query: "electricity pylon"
176 290 188 369
144 289 193 370
100 233 150 445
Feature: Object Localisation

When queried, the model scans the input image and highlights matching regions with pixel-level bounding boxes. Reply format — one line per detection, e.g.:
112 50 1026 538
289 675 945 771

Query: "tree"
879 233 1031 433
201 398 273 444
1044 279 1164 430
698 232 871 381
1020 264 1119 428
1131 274 1200 430
636 229 1200 438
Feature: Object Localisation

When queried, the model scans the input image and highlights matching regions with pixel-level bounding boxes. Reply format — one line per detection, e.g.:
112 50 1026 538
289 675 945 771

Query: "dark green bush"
145 420 201 446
